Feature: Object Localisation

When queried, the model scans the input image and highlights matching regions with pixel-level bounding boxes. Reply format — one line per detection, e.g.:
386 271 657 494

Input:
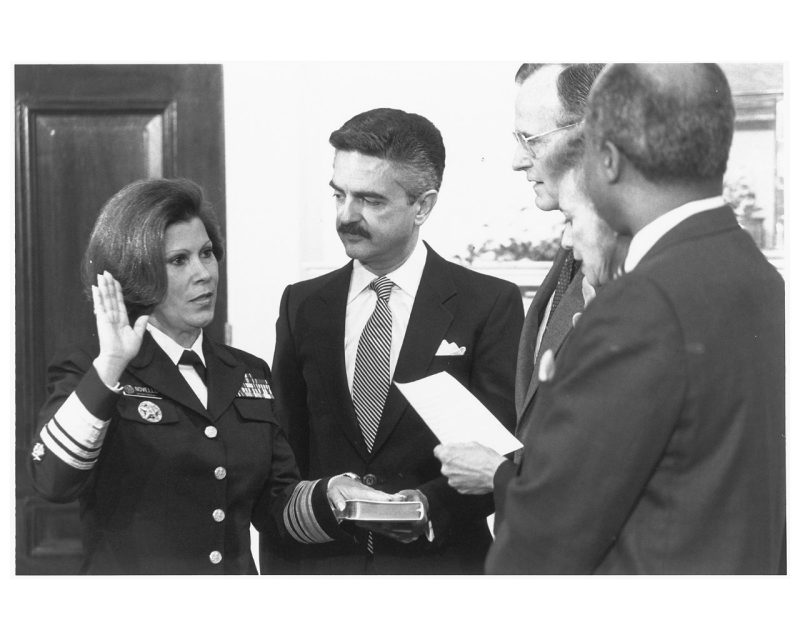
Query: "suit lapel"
515 248 568 415
128 332 210 418
519 271 584 420
370 247 456 456
307 263 371 460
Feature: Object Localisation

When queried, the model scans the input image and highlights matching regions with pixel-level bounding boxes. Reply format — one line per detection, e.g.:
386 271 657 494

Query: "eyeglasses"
513 122 579 158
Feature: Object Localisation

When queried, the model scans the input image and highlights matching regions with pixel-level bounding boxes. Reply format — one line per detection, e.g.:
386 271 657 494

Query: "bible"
341 500 424 522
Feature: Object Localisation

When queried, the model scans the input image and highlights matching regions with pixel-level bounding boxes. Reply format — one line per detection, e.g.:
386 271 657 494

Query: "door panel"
15 65 226 574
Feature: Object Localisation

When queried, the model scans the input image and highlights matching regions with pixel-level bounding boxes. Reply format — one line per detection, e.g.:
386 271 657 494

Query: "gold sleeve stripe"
38 391 110 471
284 480 334 544
40 425 97 470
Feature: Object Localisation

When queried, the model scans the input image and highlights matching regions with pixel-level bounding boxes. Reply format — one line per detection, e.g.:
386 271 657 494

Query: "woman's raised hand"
91 271 150 387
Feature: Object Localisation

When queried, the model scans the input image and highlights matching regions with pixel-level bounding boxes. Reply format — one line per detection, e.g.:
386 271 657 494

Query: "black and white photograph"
3 2 797 639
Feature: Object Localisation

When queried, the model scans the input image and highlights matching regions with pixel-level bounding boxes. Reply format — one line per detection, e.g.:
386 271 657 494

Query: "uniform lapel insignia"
138 400 163 423
31 442 45 462
236 373 274 399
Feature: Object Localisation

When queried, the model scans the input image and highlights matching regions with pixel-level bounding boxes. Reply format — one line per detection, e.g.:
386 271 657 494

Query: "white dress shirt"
624 195 726 273
344 240 427 392
147 324 208 408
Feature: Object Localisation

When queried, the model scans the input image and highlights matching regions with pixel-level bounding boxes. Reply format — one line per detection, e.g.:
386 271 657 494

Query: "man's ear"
601 140 622 184
414 190 438 226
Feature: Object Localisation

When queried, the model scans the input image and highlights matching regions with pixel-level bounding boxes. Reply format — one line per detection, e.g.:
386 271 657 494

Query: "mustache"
337 222 371 239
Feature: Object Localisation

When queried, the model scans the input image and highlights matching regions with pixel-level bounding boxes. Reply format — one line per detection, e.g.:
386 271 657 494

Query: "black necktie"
178 350 206 383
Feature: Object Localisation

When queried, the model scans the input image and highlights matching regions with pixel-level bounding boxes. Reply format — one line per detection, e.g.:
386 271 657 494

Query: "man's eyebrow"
328 180 387 201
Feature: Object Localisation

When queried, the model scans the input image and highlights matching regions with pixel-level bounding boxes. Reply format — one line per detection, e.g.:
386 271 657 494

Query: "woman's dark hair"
81 178 224 318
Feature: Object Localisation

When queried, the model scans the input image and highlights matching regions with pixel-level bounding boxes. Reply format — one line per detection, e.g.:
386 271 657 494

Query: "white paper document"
395 372 522 455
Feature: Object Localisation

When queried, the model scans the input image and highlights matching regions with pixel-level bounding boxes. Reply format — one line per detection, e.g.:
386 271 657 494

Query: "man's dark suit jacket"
494 247 584 517
487 205 785 574
260 243 523 574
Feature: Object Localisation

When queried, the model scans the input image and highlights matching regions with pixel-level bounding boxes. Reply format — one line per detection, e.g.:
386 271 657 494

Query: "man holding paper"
260 108 523 574
487 64 785 574
434 64 608 501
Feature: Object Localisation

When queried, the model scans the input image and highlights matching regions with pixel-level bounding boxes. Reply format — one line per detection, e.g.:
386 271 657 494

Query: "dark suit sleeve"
486 277 686 574
238 354 347 545
271 284 312 476
28 346 118 503
418 281 523 538
252 417 346 543
492 459 518 527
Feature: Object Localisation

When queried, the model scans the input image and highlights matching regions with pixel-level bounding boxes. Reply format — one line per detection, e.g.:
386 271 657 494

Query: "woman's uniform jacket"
28 332 343 574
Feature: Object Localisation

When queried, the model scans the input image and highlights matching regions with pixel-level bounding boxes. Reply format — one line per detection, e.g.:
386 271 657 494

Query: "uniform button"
209 550 222 564
363 473 377 486
212 509 225 522
204 426 218 438
214 466 227 480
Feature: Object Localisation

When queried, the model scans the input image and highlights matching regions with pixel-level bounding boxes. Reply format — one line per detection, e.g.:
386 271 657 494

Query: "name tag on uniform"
237 373 273 399
122 384 163 399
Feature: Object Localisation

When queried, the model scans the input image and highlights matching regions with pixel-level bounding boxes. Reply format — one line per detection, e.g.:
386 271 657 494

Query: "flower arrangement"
453 206 564 265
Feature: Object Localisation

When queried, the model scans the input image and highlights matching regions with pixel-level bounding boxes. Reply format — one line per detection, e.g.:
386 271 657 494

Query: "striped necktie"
352 276 394 452
352 276 393 558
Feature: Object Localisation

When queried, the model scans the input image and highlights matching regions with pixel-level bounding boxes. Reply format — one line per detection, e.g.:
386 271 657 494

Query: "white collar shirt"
624 195 726 273
147 323 208 408
345 240 428 392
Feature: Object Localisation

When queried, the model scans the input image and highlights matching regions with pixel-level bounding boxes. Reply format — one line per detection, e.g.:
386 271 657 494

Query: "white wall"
223 62 563 363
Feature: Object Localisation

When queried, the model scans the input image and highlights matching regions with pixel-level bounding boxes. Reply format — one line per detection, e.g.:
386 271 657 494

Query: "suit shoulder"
214 342 271 373
48 339 99 374
442 259 519 296
284 264 351 297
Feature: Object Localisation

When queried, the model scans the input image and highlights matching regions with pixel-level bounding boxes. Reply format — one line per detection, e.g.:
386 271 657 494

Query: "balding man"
486 63 785 574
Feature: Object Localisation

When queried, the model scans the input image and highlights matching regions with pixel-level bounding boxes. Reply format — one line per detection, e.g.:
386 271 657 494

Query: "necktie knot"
370 276 394 302
179 350 206 382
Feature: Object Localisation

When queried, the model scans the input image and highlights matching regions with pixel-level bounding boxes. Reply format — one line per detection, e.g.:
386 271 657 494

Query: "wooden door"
15 65 227 574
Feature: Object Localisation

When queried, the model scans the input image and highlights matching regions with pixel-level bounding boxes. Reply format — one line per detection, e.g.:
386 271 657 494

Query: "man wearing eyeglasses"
435 64 605 504
485 63 785 574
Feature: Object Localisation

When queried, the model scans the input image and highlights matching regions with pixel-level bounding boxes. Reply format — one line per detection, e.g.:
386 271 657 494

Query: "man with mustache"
260 107 523 574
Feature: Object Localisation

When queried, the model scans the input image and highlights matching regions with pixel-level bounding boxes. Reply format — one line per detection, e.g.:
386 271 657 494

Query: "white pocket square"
435 340 466 356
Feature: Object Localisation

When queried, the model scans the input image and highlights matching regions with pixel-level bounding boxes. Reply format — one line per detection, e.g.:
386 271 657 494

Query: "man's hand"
358 489 430 544
326 475 400 514
433 442 505 495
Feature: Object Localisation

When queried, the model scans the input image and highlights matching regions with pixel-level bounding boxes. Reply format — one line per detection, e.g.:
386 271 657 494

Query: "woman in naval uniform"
28 178 389 574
